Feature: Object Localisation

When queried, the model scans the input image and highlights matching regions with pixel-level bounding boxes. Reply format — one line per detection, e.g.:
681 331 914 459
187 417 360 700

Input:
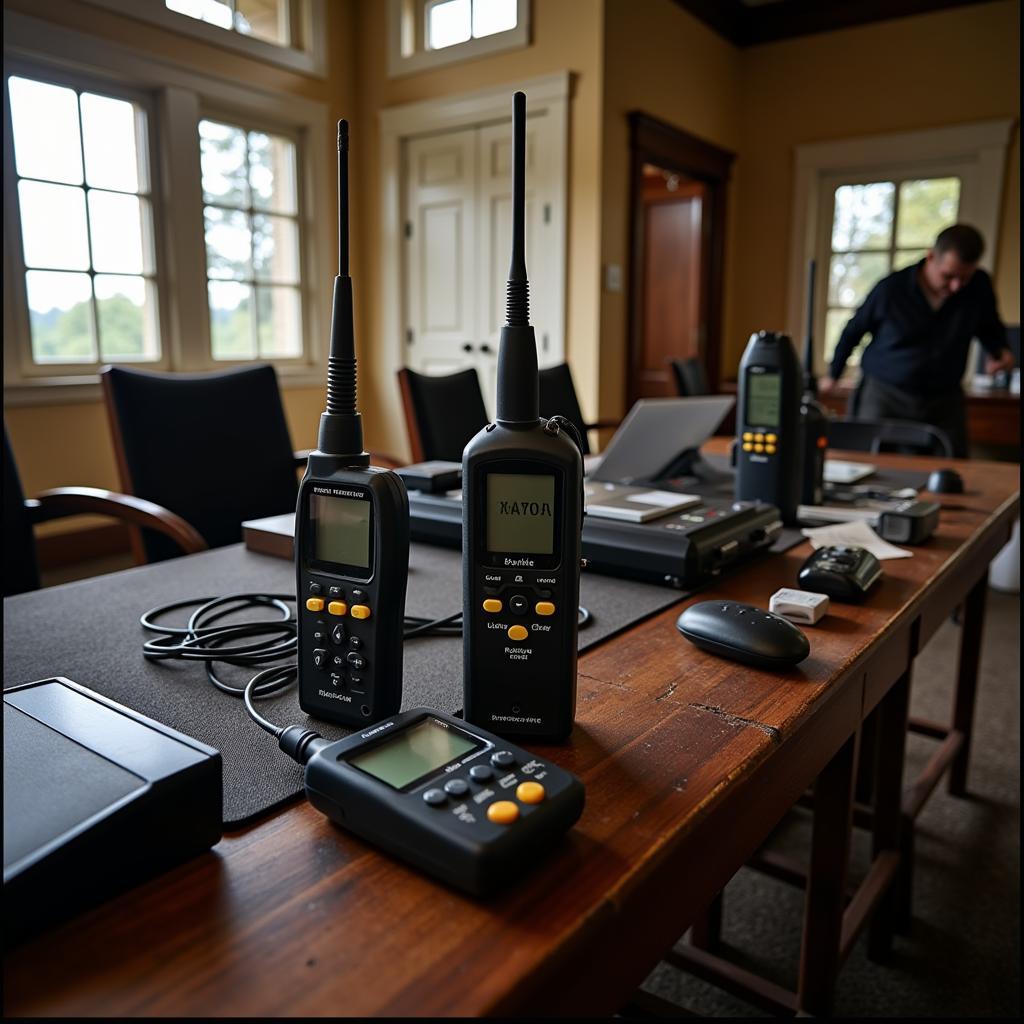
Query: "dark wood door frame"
627 112 735 405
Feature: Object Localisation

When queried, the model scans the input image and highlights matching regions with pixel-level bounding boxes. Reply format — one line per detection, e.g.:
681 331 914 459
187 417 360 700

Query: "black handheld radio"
735 330 804 525
296 120 410 727
800 260 828 506
462 92 584 743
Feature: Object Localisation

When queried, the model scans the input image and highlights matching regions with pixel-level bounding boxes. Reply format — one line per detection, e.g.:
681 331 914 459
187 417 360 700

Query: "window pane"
828 252 890 308
200 120 250 206
81 93 142 193
96 275 159 361
831 182 894 251
205 207 252 280
235 0 289 44
165 0 233 29
428 0 471 48
473 0 517 38
824 308 864 370
896 177 961 249
18 181 90 270
89 192 147 274
25 270 96 363
257 286 302 358
252 215 299 282
209 280 255 359
893 249 927 271
8 77 83 185
249 132 297 213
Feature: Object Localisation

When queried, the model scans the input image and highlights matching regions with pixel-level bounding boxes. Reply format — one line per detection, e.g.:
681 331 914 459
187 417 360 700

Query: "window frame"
3 9 332 406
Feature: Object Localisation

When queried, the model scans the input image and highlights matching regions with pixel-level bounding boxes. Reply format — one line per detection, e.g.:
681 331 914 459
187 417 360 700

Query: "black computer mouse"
676 601 810 669
926 468 964 494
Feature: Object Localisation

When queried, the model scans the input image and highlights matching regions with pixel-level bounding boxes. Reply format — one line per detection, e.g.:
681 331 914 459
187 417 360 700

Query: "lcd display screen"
746 372 781 428
311 494 371 568
486 473 555 554
349 718 478 790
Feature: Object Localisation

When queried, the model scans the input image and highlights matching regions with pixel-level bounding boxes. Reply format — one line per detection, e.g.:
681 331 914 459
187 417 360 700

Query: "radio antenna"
495 91 538 426
317 118 366 461
802 258 817 397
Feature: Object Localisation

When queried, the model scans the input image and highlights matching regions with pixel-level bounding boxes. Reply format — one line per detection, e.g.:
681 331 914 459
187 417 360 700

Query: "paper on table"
624 489 700 507
801 518 913 560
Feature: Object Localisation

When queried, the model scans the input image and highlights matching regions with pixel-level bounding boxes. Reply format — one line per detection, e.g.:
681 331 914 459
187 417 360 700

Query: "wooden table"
4 447 1018 1017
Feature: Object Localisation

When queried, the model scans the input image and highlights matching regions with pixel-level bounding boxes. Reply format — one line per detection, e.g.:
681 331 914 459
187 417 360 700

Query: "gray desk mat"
4 543 698 827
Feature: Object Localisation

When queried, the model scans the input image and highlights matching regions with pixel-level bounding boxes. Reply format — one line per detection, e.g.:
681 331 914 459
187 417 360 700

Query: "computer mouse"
926 468 964 494
676 601 810 669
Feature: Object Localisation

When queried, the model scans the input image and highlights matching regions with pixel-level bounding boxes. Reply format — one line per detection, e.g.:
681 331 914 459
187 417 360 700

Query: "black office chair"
670 357 709 397
827 417 954 458
101 364 304 563
397 367 489 463
3 424 205 596
538 362 619 456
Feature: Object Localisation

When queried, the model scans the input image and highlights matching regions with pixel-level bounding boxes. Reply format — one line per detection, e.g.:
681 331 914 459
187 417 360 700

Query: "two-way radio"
462 92 584 742
295 120 410 727
800 260 829 506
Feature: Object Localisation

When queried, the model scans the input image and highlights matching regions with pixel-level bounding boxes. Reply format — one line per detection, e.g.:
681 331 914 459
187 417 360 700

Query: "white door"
403 112 565 415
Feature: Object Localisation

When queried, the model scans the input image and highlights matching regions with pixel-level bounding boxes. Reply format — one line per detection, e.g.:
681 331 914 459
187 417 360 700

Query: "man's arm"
974 271 1014 373
821 280 885 392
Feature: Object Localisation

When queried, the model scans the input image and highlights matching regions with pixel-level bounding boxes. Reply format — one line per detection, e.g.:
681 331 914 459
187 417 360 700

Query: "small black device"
396 460 463 494
462 93 584 742
798 545 883 602
800 260 829 506
4 677 221 946
675 601 810 668
295 708 583 896
735 330 805 524
926 468 965 494
876 498 941 544
296 120 410 727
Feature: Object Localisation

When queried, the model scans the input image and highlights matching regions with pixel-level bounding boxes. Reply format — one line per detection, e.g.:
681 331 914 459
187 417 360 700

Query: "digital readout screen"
311 494 371 568
349 718 478 789
486 473 555 554
745 372 781 428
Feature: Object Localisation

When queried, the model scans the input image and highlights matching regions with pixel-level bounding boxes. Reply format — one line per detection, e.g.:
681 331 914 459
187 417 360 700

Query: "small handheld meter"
462 93 584 742
302 708 585 895
735 330 804 525
296 121 410 726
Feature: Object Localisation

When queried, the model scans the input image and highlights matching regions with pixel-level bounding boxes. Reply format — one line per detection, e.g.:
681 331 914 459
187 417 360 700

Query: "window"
8 76 160 368
165 0 290 46
824 176 960 370
426 0 518 49
200 119 303 360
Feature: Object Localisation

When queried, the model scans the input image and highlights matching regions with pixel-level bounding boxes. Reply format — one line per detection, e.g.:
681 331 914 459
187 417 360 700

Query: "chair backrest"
538 362 591 456
397 367 489 463
3 425 41 596
670 357 709 398
827 417 954 458
101 364 299 563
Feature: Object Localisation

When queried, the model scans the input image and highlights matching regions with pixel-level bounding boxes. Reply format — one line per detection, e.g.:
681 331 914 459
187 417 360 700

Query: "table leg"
689 891 723 952
797 729 858 1017
949 572 988 796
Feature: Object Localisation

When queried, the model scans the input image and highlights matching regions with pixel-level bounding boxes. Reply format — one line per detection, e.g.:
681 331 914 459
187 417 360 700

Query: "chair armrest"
293 449 403 470
30 488 208 556
584 419 620 432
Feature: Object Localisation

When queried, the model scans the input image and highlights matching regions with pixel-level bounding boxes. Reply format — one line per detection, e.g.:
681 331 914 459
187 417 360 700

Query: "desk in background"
3 447 1019 1017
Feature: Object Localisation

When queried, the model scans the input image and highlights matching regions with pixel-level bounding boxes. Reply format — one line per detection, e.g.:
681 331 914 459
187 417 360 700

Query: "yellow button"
765 444 777 455
742 443 753 452
766 433 778 443
516 781 546 805
754 444 764 453
754 433 764 442
535 601 555 616
306 598 324 612
487 800 520 825
482 598 503 613
350 605 371 620
507 625 528 641
328 601 348 616
742 432 754 441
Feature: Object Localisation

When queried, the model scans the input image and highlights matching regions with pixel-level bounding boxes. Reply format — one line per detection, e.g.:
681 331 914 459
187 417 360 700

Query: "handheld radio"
296 120 410 727
800 260 828 506
462 92 584 742
735 330 804 525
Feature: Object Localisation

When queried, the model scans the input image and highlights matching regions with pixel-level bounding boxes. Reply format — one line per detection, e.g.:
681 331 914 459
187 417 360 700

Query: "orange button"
754 433 765 442
507 625 528 641
765 433 778 443
742 443 753 452
328 601 348 616
742 432 754 441
754 444 764 453
765 445 777 455
535 601 555 616
305 598 324 612
487 800 520 825
817 436 828 448
516 781 545 804
482 598 503 613
350 605 371 620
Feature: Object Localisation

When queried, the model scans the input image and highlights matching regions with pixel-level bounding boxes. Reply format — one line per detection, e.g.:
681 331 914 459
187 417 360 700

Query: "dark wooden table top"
4 446 1019 1017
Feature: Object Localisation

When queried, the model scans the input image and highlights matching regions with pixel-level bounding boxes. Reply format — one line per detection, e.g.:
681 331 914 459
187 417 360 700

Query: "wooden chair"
670 356 710 397
397 367 489 463
3 424 205 596
538 362 618 456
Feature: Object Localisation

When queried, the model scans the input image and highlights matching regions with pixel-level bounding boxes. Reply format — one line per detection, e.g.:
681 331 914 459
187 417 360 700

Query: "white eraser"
770 588 830 625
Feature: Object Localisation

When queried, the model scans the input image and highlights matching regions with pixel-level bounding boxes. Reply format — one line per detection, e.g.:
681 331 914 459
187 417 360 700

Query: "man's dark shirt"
829 261 1006 395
